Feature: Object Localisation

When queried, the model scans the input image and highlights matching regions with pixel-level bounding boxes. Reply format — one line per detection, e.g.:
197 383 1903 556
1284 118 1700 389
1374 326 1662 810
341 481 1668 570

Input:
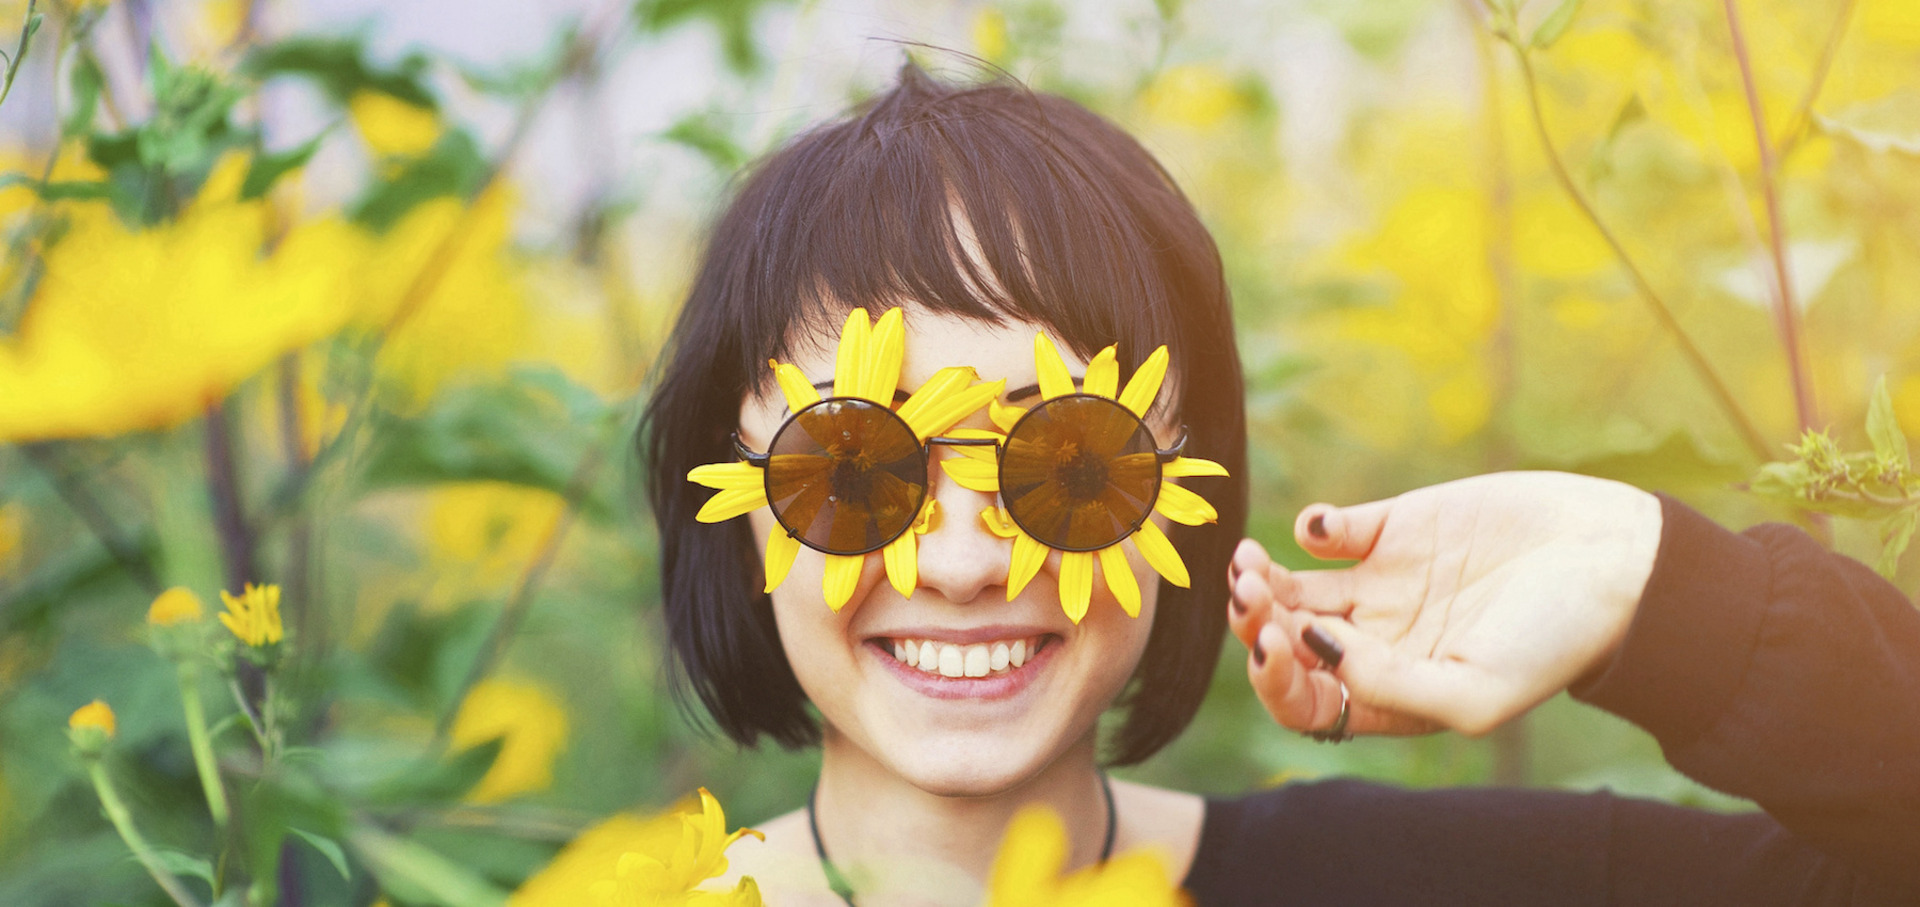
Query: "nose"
912 450 1007 604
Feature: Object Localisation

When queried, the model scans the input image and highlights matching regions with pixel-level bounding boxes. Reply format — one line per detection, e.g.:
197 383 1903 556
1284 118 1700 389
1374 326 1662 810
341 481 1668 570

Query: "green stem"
177 662 230 829
228 675 272 756
86 760 205 907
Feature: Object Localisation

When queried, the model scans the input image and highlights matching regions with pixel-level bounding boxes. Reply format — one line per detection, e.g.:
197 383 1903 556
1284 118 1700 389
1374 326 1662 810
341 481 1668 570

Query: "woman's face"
737 308 1171 796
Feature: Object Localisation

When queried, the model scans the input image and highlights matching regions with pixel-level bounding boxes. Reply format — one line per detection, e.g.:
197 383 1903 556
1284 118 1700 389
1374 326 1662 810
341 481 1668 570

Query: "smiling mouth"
871 636 1055 679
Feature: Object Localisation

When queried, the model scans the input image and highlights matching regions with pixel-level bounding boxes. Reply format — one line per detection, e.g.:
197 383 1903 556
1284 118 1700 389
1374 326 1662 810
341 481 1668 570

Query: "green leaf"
63 53 104 138
349 825 507 907
356 737 505 807
1866 376 1910 467
1817 91 1920 157
348 128 490 232
144 849 215 889
245 34 437 107
661 110 749 172
291 828 353 882
1531 0 1583 49
1880 508 1919 578
638 0 794 73
241 131 327 200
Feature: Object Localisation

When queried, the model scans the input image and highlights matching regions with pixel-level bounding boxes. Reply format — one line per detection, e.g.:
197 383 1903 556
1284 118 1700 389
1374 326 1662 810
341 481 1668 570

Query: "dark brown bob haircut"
640 63 1247 766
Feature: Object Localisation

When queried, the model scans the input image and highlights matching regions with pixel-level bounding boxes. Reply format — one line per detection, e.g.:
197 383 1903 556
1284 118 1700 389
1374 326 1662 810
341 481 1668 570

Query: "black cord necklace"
806 772 1118 906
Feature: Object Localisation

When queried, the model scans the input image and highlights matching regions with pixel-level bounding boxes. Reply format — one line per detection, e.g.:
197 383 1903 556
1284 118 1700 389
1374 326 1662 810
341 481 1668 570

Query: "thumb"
1294 498 1394 562
1304 619 1513 738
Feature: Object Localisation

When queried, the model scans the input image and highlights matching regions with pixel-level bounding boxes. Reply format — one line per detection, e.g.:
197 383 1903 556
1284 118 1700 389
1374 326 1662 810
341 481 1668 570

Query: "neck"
812 726 1110 896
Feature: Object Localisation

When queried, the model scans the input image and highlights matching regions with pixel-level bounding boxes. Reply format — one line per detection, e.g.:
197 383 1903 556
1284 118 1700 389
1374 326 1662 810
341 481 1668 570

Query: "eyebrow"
807 379 1059 403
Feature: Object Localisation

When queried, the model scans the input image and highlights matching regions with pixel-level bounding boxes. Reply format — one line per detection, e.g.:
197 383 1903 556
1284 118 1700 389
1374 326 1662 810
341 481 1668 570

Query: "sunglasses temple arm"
732 432 770 468
1156 428 1189 463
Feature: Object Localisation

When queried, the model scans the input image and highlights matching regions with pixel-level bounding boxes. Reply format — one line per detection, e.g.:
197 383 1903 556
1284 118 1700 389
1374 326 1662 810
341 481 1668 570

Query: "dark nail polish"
1307 514 1328 540
1252 639 1267 667
1231 597 1247 616
1303 625 1344 669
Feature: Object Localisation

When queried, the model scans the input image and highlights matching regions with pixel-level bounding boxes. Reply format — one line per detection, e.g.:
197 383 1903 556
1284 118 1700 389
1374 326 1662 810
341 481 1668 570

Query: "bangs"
721 65 1190 396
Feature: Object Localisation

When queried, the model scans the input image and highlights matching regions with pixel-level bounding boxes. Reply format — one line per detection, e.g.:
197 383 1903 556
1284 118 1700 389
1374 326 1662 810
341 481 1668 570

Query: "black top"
1182 494 1920 905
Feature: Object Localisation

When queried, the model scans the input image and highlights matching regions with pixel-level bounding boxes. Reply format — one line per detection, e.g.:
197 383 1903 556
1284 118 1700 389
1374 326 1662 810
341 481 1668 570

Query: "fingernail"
1252 638 1267 667
1303 625 1344 669
1307 513 1328 540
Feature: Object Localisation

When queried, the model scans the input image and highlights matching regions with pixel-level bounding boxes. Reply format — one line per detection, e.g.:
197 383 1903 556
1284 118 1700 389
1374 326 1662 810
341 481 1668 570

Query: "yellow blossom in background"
1137 65 1244 131
0 157 366 442
972 8 1010 63
350 91 443 159
448 677 570 803
984 806 1186 907
68 700 116 738
512 789 764 907
425 482 567 608
219 583 284 647
146 588 206 627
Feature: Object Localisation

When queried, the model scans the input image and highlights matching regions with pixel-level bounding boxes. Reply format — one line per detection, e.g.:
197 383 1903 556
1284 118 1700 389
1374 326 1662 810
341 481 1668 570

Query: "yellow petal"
940 457 1001 492
896 366 977 428
980 506 1021 539
884 531 917 598
695 487 768 522
906 378 1005 440
865 307 905 403
689 461 765 490
989 399 1028 433
912 498 941 534
1082 345 1119 398
1008 531 1047 599
1098 544 1141 618
823 554 863 611
1163 456 1229 478
832 308 870 399
1153 482 1218 525
1132 519 1189 588
940 428 1002 461
771 360 821 412
1059 551 1093 624
764 529 800 593
1033 333 1076 401
1117 345 1170 417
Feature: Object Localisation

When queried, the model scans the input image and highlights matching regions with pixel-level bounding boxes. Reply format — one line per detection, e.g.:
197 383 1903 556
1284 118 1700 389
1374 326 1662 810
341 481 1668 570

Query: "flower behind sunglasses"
942 335 1227 623
687 308 1004 611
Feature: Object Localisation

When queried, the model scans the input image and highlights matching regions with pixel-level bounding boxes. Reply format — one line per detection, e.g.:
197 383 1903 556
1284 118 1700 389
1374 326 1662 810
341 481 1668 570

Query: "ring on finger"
1305 680 1352 744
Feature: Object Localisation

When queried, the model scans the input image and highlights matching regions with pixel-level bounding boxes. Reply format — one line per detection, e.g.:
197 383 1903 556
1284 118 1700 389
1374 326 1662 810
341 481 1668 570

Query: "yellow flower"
350 91 442 159
425 482 568 609
68 699 117 737
146 588 206 627
944 335 1226 623
512 789 764 907
0 157 365 441
688 308 1005 611
985 805 1187 907
218 583 284 647
1137 64 1246 131
448 677 570 803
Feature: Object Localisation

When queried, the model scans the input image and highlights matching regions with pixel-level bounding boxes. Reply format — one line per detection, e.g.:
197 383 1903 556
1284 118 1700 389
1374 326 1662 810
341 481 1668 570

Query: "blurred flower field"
1 0 1917 903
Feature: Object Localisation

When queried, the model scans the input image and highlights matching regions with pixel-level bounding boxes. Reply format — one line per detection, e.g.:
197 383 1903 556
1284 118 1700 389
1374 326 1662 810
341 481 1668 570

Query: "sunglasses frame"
997 393 1189 553
732 393 1189 558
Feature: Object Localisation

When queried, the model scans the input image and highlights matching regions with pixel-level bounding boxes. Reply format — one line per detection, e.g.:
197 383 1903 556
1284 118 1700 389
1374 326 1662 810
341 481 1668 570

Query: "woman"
640 65 1920 904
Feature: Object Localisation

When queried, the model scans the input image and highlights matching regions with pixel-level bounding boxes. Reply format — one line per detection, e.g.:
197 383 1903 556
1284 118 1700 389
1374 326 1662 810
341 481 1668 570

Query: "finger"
1254 623 1437 737
1227 567 1276 650
1231 537 1268 585
1295 498 1395 562
1285 568 1358 616
1304 619 1516 738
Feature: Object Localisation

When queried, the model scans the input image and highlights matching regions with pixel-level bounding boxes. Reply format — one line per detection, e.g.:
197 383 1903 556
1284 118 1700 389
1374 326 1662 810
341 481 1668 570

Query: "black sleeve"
1184 494 1920 906
1567 493 1920 889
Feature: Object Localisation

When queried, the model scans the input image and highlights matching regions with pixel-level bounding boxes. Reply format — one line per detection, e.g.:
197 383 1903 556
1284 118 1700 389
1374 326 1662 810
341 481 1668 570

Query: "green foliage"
244 33 438 108
1749 379 1920 575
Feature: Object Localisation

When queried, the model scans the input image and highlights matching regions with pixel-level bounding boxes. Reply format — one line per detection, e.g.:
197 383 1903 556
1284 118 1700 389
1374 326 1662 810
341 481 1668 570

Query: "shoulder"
1110 779 1206 883
716 808 846 907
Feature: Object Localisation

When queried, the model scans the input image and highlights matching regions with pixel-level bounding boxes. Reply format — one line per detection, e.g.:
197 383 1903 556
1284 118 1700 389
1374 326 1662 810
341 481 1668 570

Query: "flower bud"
68 699 116 756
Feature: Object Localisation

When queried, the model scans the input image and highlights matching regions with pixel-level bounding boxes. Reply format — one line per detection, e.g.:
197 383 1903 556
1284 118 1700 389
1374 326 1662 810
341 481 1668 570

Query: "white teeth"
889 637 1044 678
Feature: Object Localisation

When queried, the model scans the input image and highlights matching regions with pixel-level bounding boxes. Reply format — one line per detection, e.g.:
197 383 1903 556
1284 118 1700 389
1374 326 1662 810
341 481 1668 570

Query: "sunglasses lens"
999 395 1160 551
766 399 927 555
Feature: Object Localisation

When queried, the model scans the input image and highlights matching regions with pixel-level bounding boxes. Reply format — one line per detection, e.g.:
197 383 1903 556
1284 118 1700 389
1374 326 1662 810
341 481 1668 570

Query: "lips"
864 633 1059 701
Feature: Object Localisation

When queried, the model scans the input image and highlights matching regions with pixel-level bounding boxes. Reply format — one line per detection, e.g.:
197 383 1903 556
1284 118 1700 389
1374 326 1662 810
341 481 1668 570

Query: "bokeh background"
2 0 1917 903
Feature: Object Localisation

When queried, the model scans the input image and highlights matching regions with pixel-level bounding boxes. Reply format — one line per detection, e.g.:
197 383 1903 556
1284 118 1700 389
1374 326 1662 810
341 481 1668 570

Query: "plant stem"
1723 0 1817 435
177 661 231 828
203 402 254 592
20 443 161 595
86 759 205 907
1777 0 1857 155
1508 43 1774 462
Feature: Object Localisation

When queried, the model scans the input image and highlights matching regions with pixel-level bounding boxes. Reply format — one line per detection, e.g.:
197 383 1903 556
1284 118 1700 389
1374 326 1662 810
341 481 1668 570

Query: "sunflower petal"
689 461 764 490
940 456 1001 492
1163 457 1229 478
1154 482 1218 525
832 308 871 399
764 529 801 593
1034 333 1076 400
1059 551 1094 623
865 307 905 403
1008 532 1047 599
772 361 821 412
989 399 1028 433
1117 345 1170 417
884 532 917 598
823 554 863 611
1098 544 1141 618
980 506 1021 539
1132 519 1189 588
696 487 768 522
941 428 1003 461
897 366 976 428
907 378 1006 440
912 498 940 534
1082 345 1119 398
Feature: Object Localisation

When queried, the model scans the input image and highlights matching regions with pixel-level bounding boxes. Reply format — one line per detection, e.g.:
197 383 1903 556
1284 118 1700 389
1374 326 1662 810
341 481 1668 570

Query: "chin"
876 731 1063 798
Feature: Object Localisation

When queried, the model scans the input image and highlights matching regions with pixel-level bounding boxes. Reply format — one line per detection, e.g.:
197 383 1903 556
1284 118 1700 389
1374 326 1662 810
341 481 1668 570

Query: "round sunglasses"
733 394 1188 556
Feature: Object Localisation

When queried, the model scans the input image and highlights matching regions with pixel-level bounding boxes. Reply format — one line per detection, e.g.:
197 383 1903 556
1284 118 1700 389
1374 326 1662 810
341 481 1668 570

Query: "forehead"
774 307 1091 392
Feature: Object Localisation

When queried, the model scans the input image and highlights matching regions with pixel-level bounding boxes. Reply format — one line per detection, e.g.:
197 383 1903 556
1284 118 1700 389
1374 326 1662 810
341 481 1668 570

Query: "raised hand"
1227 472 1664 738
